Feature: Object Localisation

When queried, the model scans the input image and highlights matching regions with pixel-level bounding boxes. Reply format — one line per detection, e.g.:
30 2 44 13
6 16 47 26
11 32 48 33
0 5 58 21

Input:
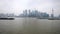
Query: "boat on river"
0 17 14 20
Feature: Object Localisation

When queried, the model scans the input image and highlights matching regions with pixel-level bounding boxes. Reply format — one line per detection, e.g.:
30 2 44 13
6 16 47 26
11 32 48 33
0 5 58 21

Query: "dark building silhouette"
19 9 49 19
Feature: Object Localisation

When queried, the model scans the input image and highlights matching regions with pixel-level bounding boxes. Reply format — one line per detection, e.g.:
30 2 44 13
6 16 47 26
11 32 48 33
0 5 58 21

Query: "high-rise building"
51 8 54 18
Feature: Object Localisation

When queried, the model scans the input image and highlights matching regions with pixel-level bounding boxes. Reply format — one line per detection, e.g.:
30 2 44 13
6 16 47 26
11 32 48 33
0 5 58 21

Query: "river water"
0 18 60 34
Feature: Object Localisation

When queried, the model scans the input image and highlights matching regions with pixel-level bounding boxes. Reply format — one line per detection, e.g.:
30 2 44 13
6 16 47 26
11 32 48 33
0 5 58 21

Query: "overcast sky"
0 0 60 16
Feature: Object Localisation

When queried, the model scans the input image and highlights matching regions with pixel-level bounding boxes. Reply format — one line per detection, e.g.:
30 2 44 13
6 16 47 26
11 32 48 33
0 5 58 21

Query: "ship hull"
0 18 14 20
48 18 60 20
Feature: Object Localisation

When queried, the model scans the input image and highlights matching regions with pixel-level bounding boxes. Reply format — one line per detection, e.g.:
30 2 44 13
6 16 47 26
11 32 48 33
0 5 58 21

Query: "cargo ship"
48 17 60 20
0 17 14 20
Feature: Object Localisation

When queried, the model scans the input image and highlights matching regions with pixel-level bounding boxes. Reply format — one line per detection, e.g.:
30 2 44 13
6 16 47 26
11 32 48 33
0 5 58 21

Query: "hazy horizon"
0 0 60 16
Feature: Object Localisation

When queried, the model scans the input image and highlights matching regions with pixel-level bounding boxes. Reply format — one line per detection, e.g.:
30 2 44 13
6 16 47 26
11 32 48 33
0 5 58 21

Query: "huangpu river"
0 18 60 34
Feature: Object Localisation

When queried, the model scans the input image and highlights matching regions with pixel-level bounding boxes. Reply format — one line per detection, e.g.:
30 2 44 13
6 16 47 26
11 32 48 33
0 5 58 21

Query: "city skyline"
0 0 60 16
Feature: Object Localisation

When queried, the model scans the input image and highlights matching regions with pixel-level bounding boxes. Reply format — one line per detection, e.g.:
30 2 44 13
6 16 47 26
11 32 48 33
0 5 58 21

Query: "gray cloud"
0 0 60 16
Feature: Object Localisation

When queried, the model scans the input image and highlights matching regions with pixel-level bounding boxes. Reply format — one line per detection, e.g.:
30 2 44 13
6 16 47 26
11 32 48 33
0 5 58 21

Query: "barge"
0 17 14 20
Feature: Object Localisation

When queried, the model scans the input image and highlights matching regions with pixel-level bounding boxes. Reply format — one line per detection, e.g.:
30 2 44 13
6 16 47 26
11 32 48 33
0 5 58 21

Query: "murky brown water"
0 18 60 34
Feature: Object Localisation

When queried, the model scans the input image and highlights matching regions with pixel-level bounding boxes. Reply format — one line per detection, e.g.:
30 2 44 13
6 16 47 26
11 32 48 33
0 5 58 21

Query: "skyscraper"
51 8 54 18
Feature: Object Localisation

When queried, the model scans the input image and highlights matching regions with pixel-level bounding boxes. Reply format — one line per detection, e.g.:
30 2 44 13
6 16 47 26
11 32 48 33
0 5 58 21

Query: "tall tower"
51 8 54 18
